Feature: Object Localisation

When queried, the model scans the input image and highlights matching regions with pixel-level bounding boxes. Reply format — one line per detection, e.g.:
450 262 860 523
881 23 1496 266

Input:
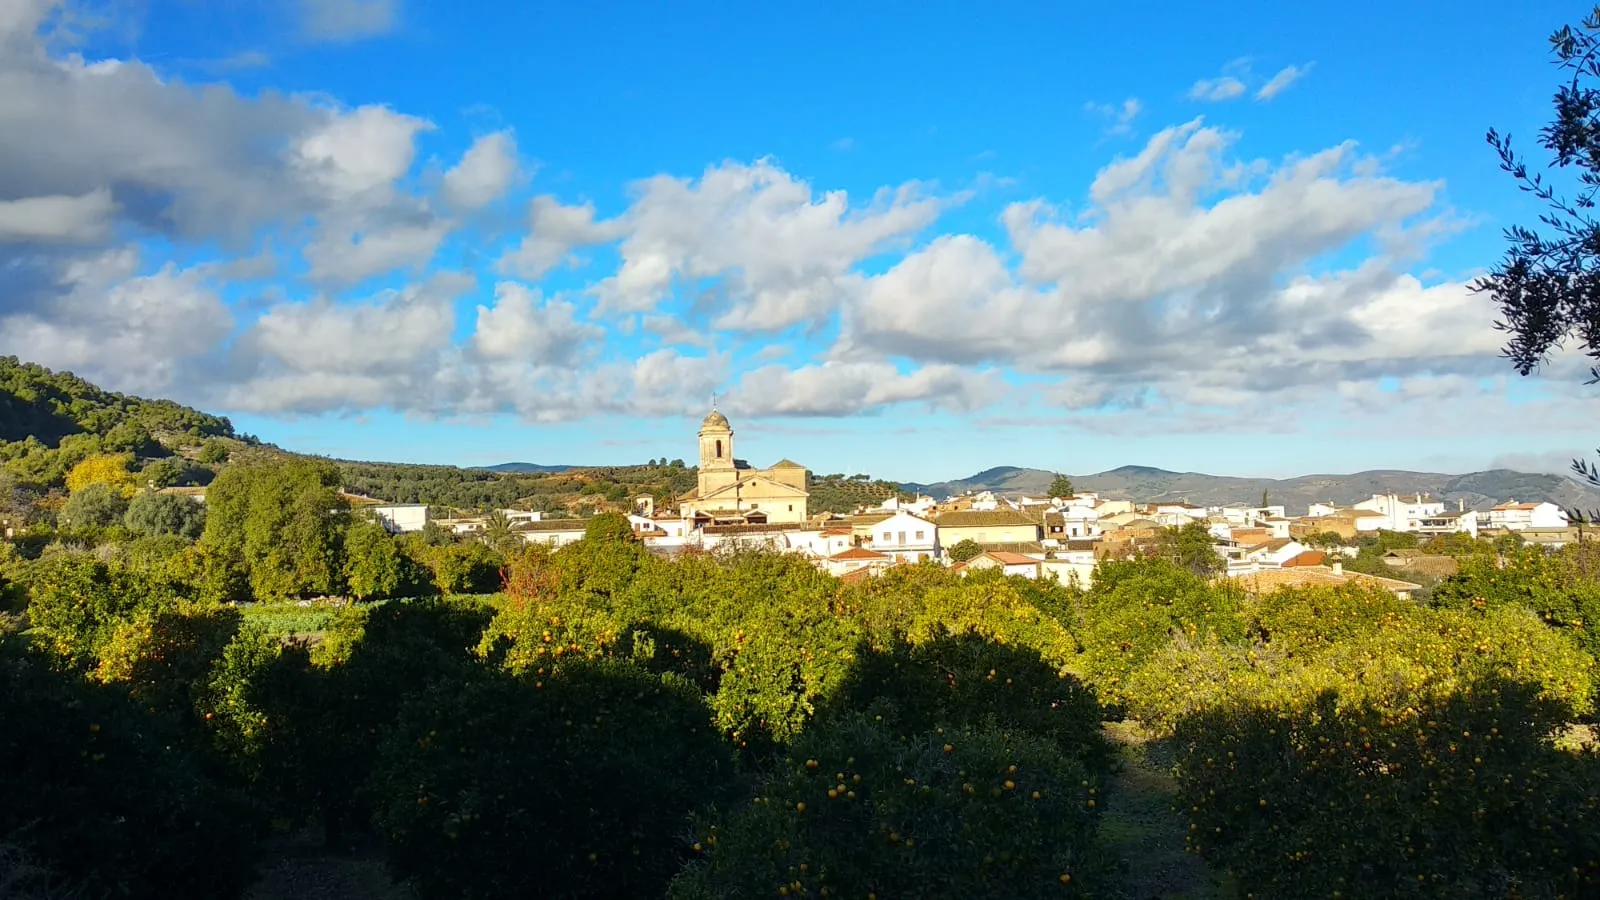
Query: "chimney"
1459 498 1464 513
1332 560 1344 577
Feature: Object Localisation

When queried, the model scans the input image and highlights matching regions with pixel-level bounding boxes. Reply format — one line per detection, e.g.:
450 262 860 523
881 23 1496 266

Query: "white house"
957 550 1041 579
369 504 429 534
1487 501 1568 531
866 510 940 563
1154 503 1209 521
1353 493 1446 532
513 519 589 547
826 547 894 577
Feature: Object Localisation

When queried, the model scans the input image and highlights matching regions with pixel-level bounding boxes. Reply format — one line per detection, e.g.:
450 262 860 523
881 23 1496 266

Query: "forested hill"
0 357 249 490
0 357 237 449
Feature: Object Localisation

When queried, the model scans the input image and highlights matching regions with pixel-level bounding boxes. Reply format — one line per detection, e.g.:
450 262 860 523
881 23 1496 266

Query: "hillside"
0 356 236 449
479 462 577 473
904 464 1600 514
0 357 247 489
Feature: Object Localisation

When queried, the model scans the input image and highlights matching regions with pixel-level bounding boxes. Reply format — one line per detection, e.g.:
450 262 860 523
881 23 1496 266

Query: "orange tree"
669 714 1115 900
1129 585 1598 898
367 658 737 900
0 635 258 898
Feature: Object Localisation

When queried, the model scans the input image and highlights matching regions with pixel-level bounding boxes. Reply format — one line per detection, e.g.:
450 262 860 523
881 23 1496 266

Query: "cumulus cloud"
836 120 1474 417
441 131 518 210
592 160 944 330
0 188 115 243
1256 63 1312 101
0 248 234 394
497 196 625 280
471 282 603 365
729 362 1004 417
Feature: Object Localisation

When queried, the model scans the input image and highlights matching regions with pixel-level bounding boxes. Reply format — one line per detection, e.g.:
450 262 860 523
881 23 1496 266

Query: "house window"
915 530 924 541
788 505 793 511
715 439 722 458
751 503 759 509
881 532 892 544
898 531 906 545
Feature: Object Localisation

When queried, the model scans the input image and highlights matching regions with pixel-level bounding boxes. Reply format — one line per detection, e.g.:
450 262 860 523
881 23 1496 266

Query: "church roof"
701 409 730 430
770 458 805 468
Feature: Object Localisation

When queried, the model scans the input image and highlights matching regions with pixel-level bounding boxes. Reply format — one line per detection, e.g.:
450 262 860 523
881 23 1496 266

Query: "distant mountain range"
901 465 1600 515
478 462 577 474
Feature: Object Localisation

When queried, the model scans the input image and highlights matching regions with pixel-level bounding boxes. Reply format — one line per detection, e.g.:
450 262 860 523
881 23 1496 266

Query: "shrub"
368 660 736 899
60 482 128 529
670 715 1115 900
0 637 257 898
123 490 206 539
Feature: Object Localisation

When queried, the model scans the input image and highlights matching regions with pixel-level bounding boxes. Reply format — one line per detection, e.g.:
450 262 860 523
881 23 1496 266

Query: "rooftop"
934 509 1041 528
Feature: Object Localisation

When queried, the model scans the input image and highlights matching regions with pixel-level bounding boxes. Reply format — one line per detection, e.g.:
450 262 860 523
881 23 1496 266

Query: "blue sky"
0 0 1594 482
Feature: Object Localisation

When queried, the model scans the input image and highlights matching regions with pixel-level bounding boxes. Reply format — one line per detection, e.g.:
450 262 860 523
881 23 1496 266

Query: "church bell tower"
697 407 736 497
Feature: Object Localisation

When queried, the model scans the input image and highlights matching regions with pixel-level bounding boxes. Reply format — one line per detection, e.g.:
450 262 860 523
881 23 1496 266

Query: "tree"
1155 521 1223 577
948 538 984 563
62 482 129 529
344 519 404 601
1047 473 1074 498
124 491 206 539
1261 489 1270 509
201 458 348 601
1478 7 1600 513
64 453 139 497
197 439 231 465
584 512 635 544
480 509 520 554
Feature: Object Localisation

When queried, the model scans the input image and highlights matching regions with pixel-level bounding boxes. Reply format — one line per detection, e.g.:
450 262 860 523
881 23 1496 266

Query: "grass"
1099 720 1236 900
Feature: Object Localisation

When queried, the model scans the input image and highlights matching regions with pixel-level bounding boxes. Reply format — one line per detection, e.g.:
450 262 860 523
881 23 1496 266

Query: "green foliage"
948 538 984 563
1072 558 1246 708
61 481 129 528
583 510 635 543
1047 473 1074 498
0 355 234 452
22 551 181 667
1432 544 1600 708
124 490 206 539
202 457 349 601
807 474 906 515
414 539 504 595
0 637 258 899
335 459 697 513
197 438 232 464
343 519 406 601
1120 583 1600 897
671 716 1114 900
1153 521 1223 576
369 660 736 900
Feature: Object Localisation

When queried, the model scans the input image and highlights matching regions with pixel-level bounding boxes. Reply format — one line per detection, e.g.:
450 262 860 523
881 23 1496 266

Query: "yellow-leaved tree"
65 453 140 498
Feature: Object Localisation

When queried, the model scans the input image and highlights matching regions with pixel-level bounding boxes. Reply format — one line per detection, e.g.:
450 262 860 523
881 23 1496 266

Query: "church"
675 407 809 525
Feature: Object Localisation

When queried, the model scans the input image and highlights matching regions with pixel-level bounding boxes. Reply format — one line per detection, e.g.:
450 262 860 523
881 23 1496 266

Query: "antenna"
711 391 718 410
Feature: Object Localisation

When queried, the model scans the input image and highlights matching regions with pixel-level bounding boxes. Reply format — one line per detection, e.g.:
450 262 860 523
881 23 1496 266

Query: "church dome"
702 408 730 430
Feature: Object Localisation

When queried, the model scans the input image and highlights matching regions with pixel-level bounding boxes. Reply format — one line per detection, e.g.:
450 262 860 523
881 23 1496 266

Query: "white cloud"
593 159 943 331
471 282 603 365
730 361 1004 417
441 131 518 210
0 188 115 242
0 247 233 394
837 121 1471 416
496 195 625 279
299 0 399 42
1084 97 1142 137
1188 76 1245 102
292 105 432 200
302 217 452 285
1256 63 1312 101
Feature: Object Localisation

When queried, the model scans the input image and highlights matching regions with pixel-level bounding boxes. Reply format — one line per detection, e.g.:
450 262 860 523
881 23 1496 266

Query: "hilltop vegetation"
806 473 909 514
0 357 253 495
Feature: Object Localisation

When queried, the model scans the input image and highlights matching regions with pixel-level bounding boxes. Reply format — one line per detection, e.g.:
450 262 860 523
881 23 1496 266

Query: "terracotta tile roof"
1492 502 1541 511
1282 550 1326 567
829 547 891 562
934 509 1041 529
1231 565 1421 594
838 568 874 584
983 551 1040 566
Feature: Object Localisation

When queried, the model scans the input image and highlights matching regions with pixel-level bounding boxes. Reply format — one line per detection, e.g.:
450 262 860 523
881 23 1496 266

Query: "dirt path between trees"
1100 720 1236 900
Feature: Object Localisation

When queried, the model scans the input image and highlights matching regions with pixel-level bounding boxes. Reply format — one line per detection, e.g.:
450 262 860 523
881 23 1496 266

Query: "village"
342 409 1584 598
